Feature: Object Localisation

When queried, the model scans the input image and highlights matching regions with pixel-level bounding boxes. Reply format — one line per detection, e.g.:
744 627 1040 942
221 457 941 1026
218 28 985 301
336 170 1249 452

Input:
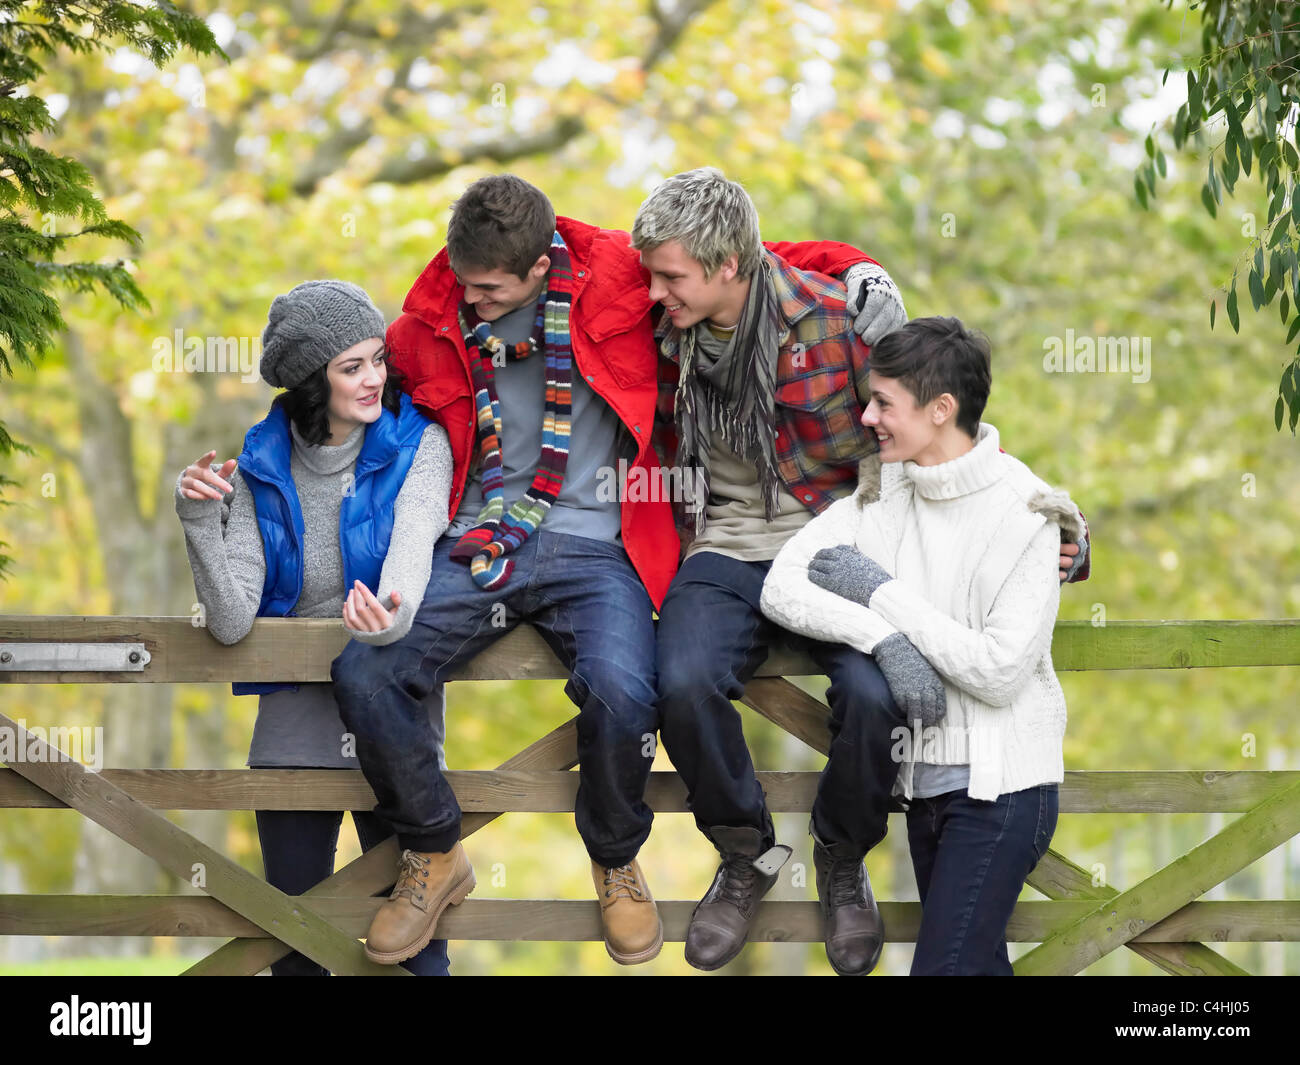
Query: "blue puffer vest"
232 391 431 695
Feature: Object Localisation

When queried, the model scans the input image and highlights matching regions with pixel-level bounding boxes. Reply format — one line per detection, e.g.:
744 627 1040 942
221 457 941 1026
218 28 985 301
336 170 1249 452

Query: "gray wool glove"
808 544 894 606
841 261 907 346
871 631 948 730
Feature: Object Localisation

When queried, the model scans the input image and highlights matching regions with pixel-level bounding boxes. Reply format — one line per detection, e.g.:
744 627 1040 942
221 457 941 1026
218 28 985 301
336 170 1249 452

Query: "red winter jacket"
386 215 873 609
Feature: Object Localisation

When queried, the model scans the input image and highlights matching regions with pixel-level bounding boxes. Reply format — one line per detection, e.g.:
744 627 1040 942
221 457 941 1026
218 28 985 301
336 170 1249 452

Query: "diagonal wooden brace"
183 717 581 975
1024 851 1248 975
742 677 1247 975
1016 775 1300 974
0 712 404 976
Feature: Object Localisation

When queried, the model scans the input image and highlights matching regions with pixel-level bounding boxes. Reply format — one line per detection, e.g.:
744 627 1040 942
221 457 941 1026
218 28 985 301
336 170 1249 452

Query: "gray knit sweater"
174 418 453 768
175 420 453 646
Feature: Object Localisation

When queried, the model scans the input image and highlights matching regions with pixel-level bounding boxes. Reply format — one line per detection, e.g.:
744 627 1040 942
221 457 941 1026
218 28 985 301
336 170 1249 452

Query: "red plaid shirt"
653 248 874 520
653 250 1094 581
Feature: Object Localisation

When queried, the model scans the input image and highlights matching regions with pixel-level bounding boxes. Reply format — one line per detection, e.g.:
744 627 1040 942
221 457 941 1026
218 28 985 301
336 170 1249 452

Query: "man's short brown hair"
446 174 556 279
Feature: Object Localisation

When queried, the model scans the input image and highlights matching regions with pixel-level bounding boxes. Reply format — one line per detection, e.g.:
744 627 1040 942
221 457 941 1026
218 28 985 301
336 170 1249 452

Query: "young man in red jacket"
329 173 906 968
632 167 1089 976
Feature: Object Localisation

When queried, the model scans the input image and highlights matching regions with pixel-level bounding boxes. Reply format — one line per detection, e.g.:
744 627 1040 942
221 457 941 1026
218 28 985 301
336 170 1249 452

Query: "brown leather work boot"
812 831 884 976
684 826 792 972
364 844 475 964
591 859 663 965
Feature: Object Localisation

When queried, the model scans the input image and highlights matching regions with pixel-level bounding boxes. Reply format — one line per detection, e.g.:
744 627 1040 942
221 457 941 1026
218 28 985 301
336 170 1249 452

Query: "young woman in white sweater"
761 316 1086 975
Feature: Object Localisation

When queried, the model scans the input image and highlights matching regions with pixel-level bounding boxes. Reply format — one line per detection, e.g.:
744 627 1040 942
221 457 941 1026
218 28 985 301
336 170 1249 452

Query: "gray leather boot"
684 826 792 971
812 827 884 976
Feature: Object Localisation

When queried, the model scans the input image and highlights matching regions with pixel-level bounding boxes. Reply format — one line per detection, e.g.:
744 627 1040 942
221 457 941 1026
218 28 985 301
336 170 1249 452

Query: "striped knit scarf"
449 230 574 589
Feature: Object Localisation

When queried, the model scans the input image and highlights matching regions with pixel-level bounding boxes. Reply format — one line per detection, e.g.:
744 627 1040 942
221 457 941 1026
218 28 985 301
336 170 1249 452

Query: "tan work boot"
365 844 475 964
591 859 663 965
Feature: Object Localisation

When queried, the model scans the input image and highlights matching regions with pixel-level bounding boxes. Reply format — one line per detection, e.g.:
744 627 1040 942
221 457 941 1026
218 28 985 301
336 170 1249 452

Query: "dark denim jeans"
331 531 659 867
906 783 1058 975
256 807 450 976
657 550 910 852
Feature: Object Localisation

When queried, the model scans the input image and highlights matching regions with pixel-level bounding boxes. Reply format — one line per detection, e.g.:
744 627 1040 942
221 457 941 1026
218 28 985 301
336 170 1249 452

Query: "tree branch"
290 0 718 194
288 4 486 195
2 415 79 467
368 114 587 187
645 0 721 72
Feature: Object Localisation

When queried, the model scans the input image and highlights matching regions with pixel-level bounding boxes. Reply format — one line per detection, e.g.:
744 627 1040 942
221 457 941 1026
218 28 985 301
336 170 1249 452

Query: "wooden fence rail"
1 615 1298 976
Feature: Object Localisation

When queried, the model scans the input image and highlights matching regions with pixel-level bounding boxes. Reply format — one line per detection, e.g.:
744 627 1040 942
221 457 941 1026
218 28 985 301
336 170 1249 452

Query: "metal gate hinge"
0 643 152 672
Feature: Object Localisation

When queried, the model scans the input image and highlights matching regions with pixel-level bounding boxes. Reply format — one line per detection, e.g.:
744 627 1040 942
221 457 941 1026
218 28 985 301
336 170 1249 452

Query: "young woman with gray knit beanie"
174 279 455 976
761 316 1088 976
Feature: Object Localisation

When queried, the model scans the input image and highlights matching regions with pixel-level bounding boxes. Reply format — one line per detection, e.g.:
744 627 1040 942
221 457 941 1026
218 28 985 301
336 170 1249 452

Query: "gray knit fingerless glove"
1062 531 1089 583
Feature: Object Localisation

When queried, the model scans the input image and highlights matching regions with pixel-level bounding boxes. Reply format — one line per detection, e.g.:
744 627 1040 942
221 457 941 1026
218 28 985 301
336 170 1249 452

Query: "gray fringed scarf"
672 256 784 533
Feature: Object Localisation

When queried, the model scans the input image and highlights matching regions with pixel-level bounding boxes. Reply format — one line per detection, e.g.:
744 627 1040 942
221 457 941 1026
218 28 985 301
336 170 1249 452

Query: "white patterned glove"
842 261 907 345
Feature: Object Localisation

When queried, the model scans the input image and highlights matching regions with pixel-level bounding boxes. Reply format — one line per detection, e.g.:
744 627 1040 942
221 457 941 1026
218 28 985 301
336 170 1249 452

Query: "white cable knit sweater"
760 423 1085 801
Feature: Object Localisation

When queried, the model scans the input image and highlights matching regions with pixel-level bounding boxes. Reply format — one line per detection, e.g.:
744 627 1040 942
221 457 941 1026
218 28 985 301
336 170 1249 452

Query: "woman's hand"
343 580 401 632
180 450 237 501
808 544 893 606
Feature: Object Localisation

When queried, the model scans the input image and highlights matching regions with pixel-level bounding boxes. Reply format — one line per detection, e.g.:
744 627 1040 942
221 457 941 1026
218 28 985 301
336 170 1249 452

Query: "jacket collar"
239 396 407 486
764 247 824 328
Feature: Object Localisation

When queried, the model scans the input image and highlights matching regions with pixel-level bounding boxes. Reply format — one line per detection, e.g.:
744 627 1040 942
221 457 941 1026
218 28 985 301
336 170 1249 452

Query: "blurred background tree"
1137 0 1300 435
0 0 223 579
1 0 1296 975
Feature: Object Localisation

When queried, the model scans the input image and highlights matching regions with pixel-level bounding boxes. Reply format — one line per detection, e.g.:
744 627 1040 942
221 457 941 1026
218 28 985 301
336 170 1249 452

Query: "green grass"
0 957 205 976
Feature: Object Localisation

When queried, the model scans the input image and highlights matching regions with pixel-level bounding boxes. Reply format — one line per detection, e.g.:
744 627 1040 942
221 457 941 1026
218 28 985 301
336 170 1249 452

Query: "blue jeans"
331 531 659 867
657 551 909 851
256 807 450 976
906 783 1058 975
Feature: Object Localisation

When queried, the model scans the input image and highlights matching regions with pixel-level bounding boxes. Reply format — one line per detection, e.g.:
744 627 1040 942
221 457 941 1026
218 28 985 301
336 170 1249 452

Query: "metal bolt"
128 651 141 664
0 651 11 664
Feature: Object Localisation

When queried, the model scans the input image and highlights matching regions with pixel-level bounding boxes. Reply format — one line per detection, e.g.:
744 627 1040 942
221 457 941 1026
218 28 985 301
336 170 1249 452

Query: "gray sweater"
174 416 454 768
175 420 453 645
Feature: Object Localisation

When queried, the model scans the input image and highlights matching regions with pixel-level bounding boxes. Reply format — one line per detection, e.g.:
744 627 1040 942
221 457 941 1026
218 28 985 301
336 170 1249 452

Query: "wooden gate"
1 616 1297 975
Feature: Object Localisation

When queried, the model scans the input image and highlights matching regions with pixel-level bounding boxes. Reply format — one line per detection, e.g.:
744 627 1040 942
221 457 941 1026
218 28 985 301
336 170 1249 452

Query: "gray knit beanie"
259 280 387 389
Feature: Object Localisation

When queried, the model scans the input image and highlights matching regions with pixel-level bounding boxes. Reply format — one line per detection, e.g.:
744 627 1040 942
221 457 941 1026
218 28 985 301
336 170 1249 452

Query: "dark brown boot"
684 826 791 972
813 832 884 976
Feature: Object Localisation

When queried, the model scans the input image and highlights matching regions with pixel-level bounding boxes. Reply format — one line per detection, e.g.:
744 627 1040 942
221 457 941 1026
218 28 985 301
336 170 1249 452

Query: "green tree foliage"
0 0 224 576
1 0 1296 974
1142 0 1300 435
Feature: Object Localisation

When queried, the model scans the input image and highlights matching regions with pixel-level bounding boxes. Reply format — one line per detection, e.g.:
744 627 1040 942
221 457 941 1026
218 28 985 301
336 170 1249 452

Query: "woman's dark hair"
274 349 406 446
868 316 992 438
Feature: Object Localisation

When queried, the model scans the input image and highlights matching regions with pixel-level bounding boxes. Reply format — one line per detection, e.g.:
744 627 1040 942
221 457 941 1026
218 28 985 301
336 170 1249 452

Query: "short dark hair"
868 316 991 438
274 354 406 447
446 174 556 279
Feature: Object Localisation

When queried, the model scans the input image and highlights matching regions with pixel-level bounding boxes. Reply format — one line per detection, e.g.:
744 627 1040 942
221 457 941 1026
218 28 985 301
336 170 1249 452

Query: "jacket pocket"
579 311 657 387
774 366 864 466
774 366 849 410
